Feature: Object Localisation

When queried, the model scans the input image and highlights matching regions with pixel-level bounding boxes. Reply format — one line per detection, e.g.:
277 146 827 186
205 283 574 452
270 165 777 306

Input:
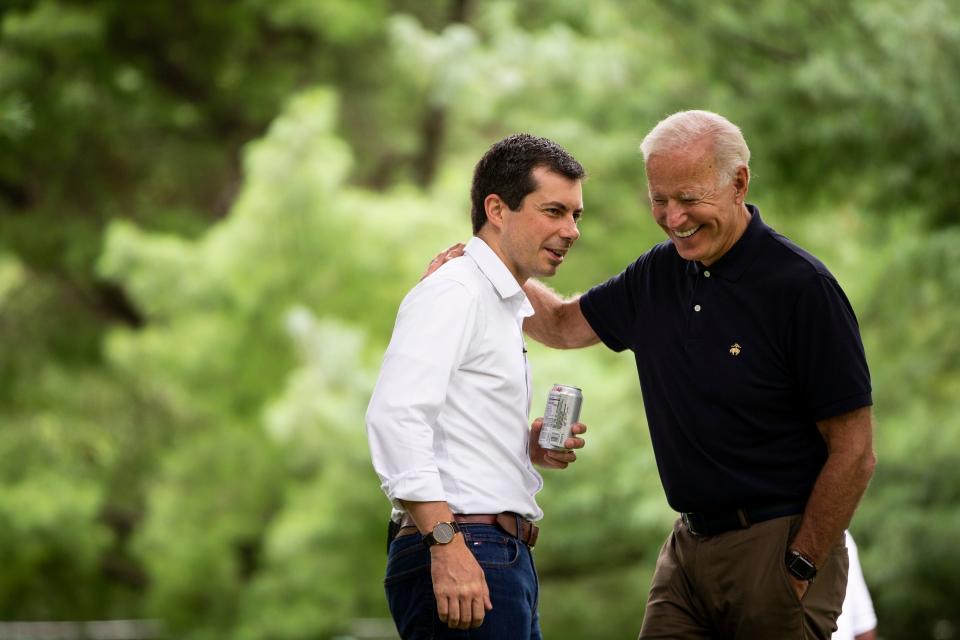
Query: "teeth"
675 225 701 239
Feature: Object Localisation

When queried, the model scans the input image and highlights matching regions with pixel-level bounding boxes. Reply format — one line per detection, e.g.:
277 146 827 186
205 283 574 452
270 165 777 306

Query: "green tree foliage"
96 88 463 637
652 0 960 226
852 224 960 639
2 1 959 638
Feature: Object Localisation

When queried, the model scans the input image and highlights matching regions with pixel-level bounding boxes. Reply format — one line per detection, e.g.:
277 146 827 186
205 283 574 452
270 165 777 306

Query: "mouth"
674 225 703 239
545 247 568 263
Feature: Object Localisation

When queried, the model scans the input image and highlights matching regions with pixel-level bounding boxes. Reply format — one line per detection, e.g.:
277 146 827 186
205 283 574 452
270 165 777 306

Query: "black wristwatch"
422 521 461 548
785 549 818 582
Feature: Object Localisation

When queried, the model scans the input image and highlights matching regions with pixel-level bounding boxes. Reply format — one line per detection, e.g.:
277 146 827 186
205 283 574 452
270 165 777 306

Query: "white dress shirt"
833 531 878 639
366 236 544 522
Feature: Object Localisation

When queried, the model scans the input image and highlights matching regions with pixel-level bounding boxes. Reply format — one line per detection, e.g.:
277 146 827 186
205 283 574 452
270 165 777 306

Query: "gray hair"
639 110 750 186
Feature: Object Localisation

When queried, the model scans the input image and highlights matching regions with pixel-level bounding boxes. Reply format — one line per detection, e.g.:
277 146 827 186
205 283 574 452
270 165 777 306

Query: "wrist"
785 548 818 582
422 520 462 549
429 535 466 553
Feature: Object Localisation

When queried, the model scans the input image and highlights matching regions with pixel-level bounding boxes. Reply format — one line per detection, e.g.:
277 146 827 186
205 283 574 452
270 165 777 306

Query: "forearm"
400 500 457 533
522 279 570 346
400 500 491 629
791 449 874 563
522 279 599 348
791 408 876 565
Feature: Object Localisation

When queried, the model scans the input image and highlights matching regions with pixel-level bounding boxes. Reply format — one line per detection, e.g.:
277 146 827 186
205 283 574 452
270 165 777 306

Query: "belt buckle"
736 508 751 529
681 512 700 536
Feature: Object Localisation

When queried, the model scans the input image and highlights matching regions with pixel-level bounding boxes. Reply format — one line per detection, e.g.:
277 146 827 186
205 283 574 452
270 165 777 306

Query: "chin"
675 246 703 262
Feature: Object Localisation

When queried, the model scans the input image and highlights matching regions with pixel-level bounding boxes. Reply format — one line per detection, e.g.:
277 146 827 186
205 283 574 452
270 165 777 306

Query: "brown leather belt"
395 512 539 548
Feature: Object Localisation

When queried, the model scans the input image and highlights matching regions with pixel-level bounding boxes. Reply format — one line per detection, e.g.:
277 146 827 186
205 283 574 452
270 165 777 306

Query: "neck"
476 228 527 285
735 202 752 234
701 204 752 267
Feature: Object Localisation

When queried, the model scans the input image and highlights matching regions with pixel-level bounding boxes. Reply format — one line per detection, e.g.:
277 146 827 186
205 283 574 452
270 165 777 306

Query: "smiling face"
646 138 750 266
483 166 583 284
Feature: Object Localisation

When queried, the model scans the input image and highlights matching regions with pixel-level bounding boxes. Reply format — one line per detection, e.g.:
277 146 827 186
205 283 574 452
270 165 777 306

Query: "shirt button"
704 271 711 278
694 304 701 312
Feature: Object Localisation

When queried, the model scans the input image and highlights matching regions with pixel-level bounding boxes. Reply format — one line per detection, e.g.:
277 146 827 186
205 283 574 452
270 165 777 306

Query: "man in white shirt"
366 134 587 639
834 531 878 640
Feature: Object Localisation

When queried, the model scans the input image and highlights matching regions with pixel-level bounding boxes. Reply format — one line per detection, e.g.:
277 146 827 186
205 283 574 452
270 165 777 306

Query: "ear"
484 194 507 230
732 165 750 204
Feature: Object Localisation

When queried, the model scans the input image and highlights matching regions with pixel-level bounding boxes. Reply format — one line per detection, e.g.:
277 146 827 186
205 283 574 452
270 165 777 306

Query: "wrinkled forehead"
645 144 719 193
647 135 715 171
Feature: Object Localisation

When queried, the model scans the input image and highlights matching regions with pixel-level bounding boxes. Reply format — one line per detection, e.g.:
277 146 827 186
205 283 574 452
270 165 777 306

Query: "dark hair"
470 134 585 234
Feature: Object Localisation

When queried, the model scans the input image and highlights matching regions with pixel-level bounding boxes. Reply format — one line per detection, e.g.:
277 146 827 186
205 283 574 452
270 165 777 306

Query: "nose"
559 215 580 242
663 200 688 229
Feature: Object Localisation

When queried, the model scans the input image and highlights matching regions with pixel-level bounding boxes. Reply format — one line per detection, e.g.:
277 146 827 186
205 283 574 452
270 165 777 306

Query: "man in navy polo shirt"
517 110 876 639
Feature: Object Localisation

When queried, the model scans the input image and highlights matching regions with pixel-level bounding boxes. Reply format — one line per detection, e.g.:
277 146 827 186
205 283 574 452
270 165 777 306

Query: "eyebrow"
649 189 706 200
539 200 584 214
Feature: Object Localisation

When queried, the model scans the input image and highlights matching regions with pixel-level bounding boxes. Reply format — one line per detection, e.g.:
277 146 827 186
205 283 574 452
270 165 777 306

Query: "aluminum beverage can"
538 384 583 451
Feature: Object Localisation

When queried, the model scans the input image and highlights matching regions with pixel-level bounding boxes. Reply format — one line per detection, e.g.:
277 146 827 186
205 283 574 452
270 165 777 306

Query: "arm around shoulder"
522 279 599 349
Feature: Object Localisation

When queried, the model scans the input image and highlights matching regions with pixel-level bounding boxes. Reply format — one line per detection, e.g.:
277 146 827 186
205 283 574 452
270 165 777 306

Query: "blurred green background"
1 0 959 638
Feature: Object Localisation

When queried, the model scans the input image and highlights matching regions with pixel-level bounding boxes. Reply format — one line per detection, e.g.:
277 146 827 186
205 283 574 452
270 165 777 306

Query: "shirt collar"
691 203 765 282
464 237 534 318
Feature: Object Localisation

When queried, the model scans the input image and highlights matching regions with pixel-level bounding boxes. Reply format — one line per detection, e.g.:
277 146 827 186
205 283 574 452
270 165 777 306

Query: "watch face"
432 522 456 544
786 551 817 581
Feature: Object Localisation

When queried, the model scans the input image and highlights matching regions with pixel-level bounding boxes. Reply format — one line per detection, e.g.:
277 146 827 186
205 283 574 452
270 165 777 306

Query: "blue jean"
384 523 542 639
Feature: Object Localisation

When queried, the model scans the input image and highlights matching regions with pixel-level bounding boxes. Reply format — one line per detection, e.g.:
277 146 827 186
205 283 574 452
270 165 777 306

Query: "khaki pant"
639 515 848 640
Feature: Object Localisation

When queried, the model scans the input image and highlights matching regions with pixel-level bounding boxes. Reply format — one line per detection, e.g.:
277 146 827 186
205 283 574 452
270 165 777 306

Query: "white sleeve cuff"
383 468 446 509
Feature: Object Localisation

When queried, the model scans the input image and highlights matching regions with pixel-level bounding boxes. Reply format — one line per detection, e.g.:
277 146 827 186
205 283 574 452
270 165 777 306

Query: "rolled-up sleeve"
365 276 477 508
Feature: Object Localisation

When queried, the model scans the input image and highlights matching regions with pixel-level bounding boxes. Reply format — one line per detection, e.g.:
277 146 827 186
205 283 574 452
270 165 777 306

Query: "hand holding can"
537 384 583 451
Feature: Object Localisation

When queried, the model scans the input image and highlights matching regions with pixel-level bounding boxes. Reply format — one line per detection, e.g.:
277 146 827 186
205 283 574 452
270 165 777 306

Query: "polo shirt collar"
692 203 765 282
464 237 534 317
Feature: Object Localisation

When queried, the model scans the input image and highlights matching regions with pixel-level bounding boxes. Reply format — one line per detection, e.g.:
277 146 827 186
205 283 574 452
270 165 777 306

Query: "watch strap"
422 520 461 548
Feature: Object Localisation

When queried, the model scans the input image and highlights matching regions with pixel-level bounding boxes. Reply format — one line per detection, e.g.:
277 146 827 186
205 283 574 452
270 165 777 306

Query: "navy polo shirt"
580 205 872 513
